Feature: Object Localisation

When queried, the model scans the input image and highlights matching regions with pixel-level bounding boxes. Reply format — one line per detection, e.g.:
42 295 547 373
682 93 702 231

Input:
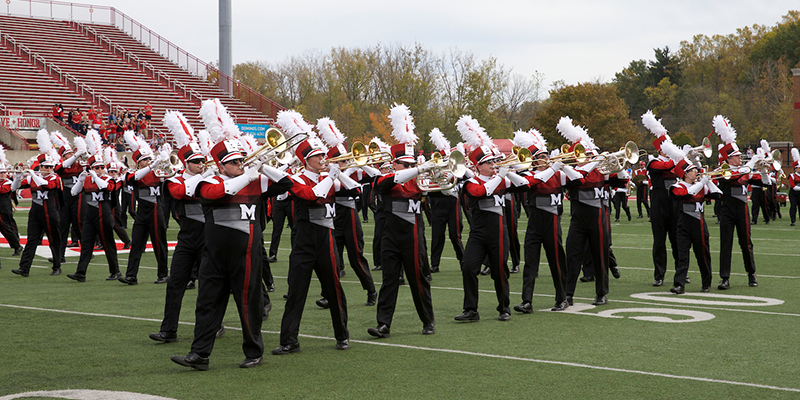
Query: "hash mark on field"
2 304 799 393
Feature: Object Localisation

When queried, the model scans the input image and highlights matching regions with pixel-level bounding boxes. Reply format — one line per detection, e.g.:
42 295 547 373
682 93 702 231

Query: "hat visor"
185 154 206 162
220 152 244 164
393 156 416 164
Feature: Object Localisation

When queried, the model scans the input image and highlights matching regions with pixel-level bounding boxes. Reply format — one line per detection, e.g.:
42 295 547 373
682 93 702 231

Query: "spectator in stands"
92 111 102 131
115 136 126 153
136 108 145 121
52 104 61 121
88 107 96 123
80 114 89 135
59 105 65 122
108 111 116 125
144 101 153 122
138 117 148 138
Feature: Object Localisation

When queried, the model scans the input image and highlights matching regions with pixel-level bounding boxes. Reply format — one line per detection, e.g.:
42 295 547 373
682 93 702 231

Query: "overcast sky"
39 0 799 95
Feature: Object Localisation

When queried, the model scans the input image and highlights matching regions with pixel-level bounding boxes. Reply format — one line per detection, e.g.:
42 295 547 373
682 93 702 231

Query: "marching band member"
513 129 569 312
611 170 632 222
633 160 650 219
273 110 350 353
118 131 168 285
368 138 392 272
11 130 63 277
642 111 679 287
750 143 771 225
426 128 464 273
367 104 435 338
105 150 131 248
0 145 22 257
172 100 292 370
150 112 211 342
714 115 758 289
454 116 529 322
788 148 800 226
669 156 721 293
66 132 121 282
51 132 84 262
317 118 377 306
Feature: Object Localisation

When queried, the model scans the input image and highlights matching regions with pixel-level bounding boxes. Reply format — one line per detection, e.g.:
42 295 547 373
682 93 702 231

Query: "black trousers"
19 202 61 273
75 202 119 276
280 221 348 345
268 197 292 258
636 184 650 217
159 218 204 334
751 187 769 223
790 190 800 223
192 225 265 359
675 211 712 289
460 213 510 314
504 197 521 268
112 205 130 245
719 198 756 279
58 191 81 258
0 196 20 250
376 216 434 328
334 205 374 293
372 209 385 267
521 207 566 305
565 203 608 298
123 201 168 279
650 188 679 281
613 191 631 220
120 190 134 228
428 195 464 268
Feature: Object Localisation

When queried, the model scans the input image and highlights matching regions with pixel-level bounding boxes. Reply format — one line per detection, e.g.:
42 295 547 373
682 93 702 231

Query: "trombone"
699 163 752 179
326 141 392 168
549 142 588 165
495 147 534 171
243 128 305 167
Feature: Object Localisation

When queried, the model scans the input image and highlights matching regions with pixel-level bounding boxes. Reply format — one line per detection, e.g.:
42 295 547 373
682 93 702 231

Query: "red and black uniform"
122 169 168 282
15 172 62 274
461 174 523 316
267 191 293 260
0 175 21 252
717 167 757 281
633 167 650 218
373 172 434 330
73 172 121 278
750 171 770 224
671 180 720 289
191 173 291 360
503 192 522 270
333 170 375 299
647 156 679 283
611 172 631 221
120 172 135 227
157 172 207 335
788 172 800 224
55 155 85 259
427 187 464 272
278 170 348 347
564 167 610 300
520 170 567 307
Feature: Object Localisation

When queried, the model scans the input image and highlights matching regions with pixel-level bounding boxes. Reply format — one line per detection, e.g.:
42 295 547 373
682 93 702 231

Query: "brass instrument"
754 149 782 173
686 137 713 160
326 141 393 168
153 153 182 178
699 163 752 179
495 147 533 171
243 128 305 167
417 150 467 192
549 142 588 165
594 141 639 174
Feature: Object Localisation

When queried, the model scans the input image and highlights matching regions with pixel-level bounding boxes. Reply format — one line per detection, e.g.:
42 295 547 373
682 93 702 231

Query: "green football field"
1 200 799 400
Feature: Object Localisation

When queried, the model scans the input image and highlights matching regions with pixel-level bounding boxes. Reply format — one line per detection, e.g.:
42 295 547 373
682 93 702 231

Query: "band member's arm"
134 165 152 181
10 173 25 191
29 170 48 187
89 169 109 190
71 172 87 196
705 178 722 199
166 179 188 200
648 158 675 172
289 175 331 201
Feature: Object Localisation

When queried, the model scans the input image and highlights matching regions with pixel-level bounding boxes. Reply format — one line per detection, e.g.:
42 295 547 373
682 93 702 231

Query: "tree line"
232 10 799 153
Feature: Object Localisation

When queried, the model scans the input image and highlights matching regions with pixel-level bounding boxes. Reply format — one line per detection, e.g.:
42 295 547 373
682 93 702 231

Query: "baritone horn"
153 153 182 178
594 141 639 174
417 150 467 192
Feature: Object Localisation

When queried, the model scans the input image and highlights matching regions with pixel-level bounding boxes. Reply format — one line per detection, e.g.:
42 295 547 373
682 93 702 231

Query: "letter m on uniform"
149 186 161 197
36 191 48 200
239 204 256 220
407 200 421 214
91 192 104 202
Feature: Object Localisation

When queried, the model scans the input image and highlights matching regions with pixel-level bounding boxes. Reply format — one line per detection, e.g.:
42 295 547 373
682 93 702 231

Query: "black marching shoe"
454 310 480 322
267 255 277 263
510 265 519 274
637 215 643 219
670 285 685 294
272 343 301 355
50 268 62 276
267 284 274 292
791 222 796 226
685 276 691 284
185 280 196 290
13 246 23 256
430 265 440 273
106 272 122 281
66 241 79 248
701 287 710 292
579 276 595 282
47 256 66 264
372 265 382 271
398 275 405 285
215 325 226 339
149 331 177 343
513 302 533 314
653 279 663 287
717 279 730 290
335 340 350 350
66 273 85 282
11 268 29 277
154 276 168 284
118 276 138 285
551 300 569 311
365 291 377 306
479 266 491 275
498 312 511 321
122 242 131 250
566 296 574 306
610 266 621 279
239 357 263 368
367 324 391 338
262 302 272 321
171 353 209 371
748 274 758 287
592 295 607 305
422 324 435 335
316 298 330 309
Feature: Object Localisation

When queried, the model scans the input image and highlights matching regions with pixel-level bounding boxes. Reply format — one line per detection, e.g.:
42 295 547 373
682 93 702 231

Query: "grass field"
1 200 799 400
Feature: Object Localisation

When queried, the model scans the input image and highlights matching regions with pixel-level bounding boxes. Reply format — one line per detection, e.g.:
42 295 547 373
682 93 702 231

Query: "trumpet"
417 150 467 192
153 153 182 178
243 128 305 167
593 141 639 174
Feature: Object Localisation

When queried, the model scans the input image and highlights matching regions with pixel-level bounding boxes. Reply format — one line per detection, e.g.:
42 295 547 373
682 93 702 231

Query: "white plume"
713 115 736 144
456 115 489 148
456 142 466 156
239 134 259 156
200 99 240 144
760 139 770 155
550 148 561 158
792 148 800 163
756 147 765 157
163 110 195 149
660 138 685 162
388 103 417 145
641 110 668 137
37 129 52 155
50 131 71 152
276 110 314 137
86 129 103 156
530 128 547 150
197 129 212 157
73 135 87 155
124 131 140 152
429 128 450 153
557 116 596 150
0 144 6 166
512 130 534 149
317 117 346 148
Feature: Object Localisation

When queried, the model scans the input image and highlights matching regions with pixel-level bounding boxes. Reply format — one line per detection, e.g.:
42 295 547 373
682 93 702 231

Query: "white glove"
699 175 710 186
328 164 341 180
394 167 420 184
745 154 761 170
562 165 583 181
497 167 509 178
506 170 529 187
260 164 288 182
687 181 705 196
90 169 108 190
417 161 436 174
550 161 563 171
361 165 381 177
706 179 722 194
29 170 47 186
244 165 261 182
312 175 335 198
223 173 253 195
483 175 503 195
648 155 656 163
